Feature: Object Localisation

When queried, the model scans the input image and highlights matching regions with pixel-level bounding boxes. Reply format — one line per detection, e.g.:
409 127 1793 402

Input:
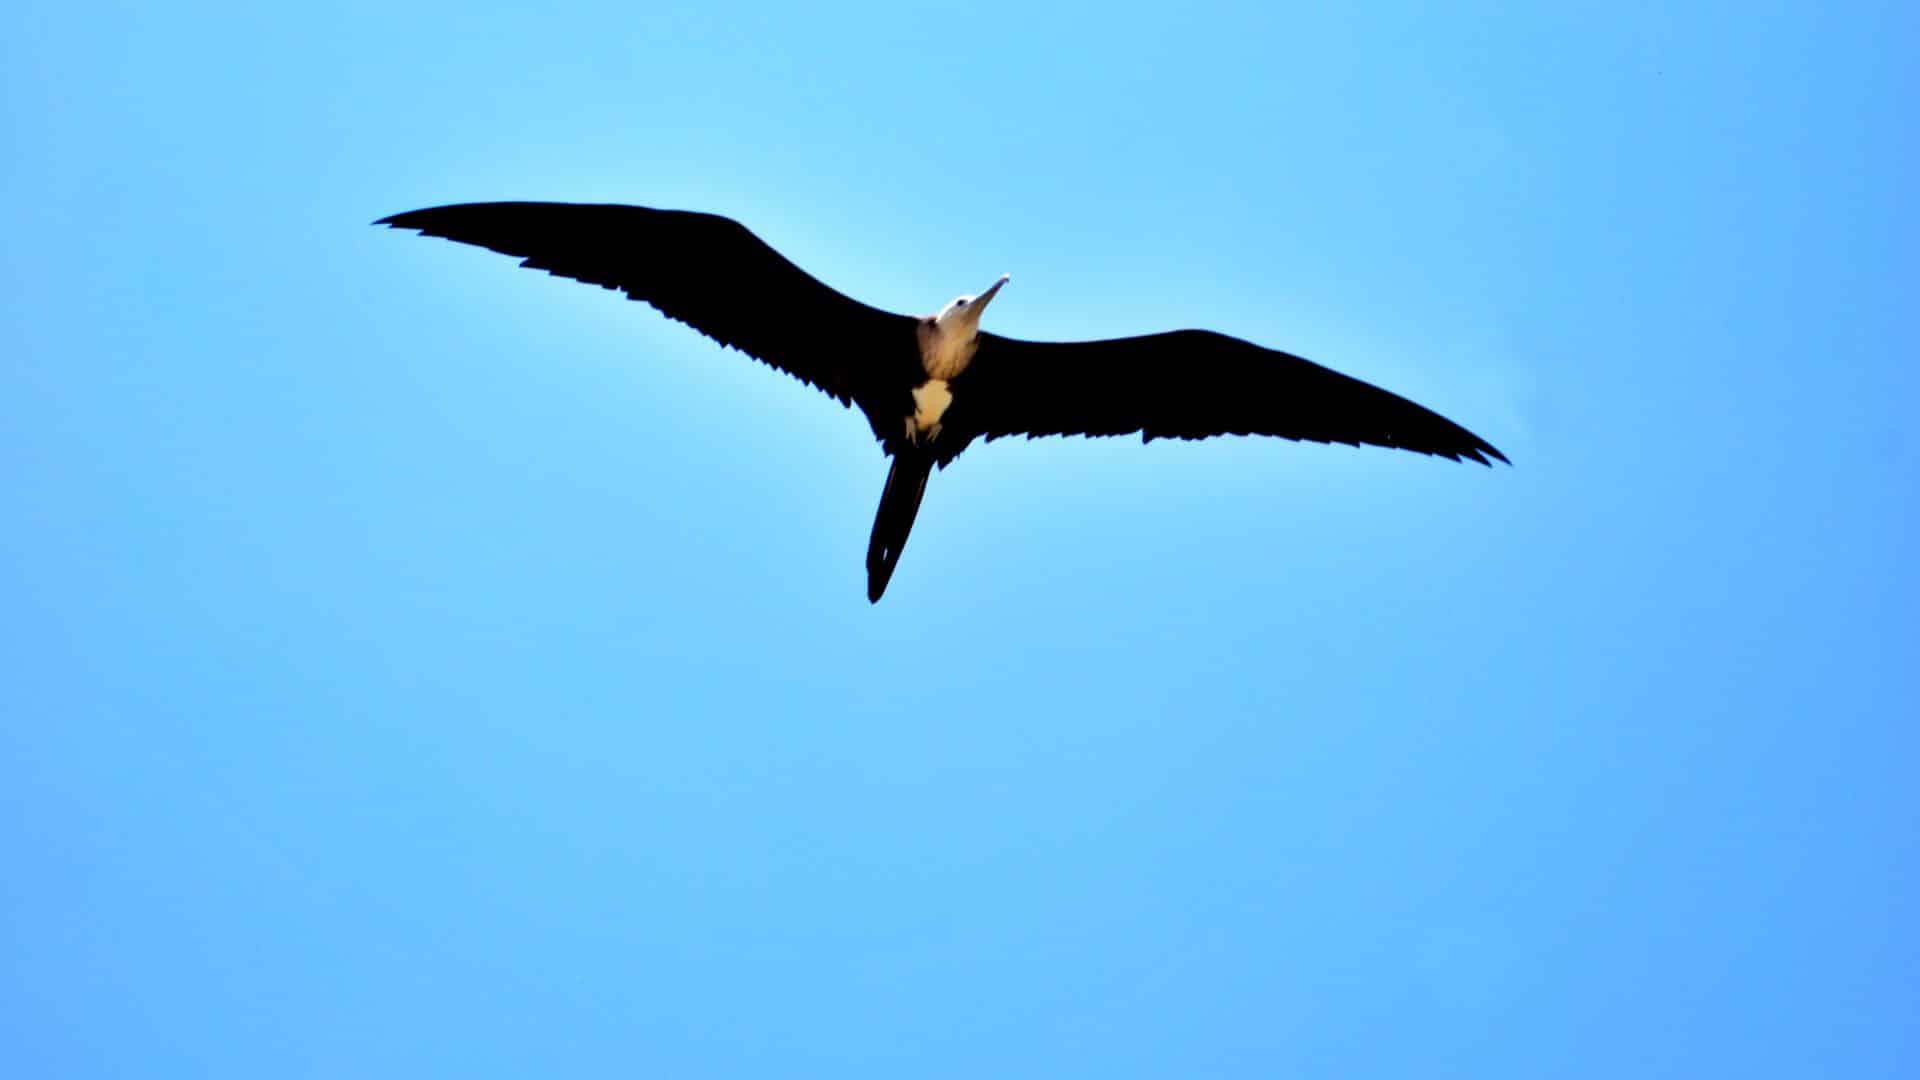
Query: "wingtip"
373 209 426 229
1458 439 1510 468
374 205 453 230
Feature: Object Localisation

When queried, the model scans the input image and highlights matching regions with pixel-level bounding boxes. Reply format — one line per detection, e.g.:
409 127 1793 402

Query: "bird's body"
906 275 1006 442
909 379 953 440
377 201 1507 601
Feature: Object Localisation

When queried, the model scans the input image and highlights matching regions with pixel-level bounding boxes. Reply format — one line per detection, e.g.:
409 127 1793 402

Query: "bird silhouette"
378 202 1507 602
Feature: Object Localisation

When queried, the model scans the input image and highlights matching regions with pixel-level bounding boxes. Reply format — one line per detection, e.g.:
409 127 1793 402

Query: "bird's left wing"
958 330 1508 465
376 202 917 408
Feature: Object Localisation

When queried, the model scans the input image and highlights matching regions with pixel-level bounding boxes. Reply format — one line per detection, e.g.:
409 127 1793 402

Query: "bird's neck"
918 320 979 380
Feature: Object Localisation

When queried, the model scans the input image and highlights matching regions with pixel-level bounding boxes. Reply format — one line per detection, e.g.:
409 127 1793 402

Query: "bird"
375 201 1508 602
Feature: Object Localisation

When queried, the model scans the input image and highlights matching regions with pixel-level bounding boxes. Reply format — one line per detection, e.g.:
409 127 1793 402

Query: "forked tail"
865 452 934 603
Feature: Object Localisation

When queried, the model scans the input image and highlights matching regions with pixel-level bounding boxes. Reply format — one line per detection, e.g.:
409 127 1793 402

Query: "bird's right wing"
961 330 1507 465
376 202 918 409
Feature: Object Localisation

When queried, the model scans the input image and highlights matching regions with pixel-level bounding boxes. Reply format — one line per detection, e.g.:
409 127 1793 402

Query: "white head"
929 274 1010 337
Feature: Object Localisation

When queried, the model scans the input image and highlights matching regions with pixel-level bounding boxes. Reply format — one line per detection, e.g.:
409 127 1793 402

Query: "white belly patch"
909 379 953 439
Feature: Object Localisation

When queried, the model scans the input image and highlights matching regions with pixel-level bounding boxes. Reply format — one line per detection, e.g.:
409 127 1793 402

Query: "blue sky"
2 2 1914 1076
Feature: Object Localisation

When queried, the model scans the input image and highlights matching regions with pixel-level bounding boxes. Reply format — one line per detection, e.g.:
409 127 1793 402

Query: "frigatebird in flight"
376 202 1507 602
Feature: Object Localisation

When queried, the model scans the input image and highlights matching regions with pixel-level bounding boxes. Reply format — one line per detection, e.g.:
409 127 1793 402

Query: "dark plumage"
377 201 1507 600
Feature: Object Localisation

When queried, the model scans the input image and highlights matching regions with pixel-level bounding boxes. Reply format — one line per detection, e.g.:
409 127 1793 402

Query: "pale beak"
971 274 1010 316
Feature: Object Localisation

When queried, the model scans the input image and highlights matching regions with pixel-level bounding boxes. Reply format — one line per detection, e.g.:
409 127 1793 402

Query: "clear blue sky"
3 2 1914 1076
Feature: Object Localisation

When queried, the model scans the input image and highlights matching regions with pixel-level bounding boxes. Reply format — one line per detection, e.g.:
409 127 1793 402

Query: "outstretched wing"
957 329 1507 465
376 202 918 410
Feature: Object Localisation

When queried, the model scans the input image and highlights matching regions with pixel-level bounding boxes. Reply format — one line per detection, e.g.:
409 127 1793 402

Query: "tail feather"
866 453 934 603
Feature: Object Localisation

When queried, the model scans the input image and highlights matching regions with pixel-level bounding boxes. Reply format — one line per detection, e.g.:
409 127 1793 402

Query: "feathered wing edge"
374 201 918 434
961 330 1508 466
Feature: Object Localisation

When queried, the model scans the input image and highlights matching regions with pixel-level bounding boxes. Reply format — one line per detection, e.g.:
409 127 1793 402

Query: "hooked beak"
971 274 1010 315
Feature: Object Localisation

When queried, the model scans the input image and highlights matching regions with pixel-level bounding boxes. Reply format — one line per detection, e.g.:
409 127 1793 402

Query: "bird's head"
930 274 1010 337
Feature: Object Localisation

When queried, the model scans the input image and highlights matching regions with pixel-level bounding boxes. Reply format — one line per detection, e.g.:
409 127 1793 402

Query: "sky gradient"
3 2 1915 1076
